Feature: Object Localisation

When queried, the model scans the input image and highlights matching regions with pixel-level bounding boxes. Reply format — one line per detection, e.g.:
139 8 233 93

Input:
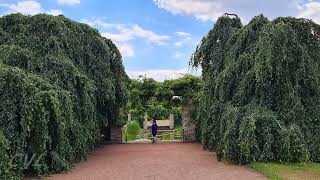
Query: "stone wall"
182 102 196 141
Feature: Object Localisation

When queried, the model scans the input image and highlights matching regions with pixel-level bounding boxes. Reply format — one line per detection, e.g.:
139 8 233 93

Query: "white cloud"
0 1 63 16
82 19 124 29
106 23 169 57
57 0 80 6
117 43 135 58
176 31 191 37
83 18 171 59
130 25 170 44
153 0 305 22
173 52 184 59
80 19 95 27
127 68 201 82
102 24 170 45
102 32 134 42
174 31 192 47
93 19 116 29
101 32 135 57
174 41 184 47
47 9 63 16
84 19 170 45
153 0 223 21
298 1 320 24
0 0 42 15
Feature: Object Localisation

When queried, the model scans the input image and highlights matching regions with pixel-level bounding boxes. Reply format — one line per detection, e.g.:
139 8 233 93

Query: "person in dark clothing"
151 119 158 143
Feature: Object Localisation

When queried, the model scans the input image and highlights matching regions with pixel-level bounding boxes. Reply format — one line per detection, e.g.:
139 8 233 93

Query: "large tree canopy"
128 75 202 127
191 15 320 164
0 13 127 178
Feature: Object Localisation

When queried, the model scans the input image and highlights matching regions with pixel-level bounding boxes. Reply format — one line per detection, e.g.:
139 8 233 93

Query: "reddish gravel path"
47 143 266 180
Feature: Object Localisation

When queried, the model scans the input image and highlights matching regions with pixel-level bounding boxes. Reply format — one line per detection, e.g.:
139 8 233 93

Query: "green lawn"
249 162 320 180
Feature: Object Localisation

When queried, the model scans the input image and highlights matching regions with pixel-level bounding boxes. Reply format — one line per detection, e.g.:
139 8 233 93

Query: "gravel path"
47 143 266 180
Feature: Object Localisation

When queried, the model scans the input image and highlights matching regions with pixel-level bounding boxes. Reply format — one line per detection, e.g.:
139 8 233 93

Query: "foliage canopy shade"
0 13 127 178
191 15 320 164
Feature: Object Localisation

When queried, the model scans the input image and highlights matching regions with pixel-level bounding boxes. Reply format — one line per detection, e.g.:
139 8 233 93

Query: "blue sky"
0 0 320 81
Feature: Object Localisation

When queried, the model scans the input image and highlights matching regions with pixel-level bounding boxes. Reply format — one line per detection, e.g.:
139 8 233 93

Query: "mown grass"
249 162 320 180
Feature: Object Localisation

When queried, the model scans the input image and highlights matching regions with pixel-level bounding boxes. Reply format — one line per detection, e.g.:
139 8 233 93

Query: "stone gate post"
169 113 174 129
128 113 131 122
182 101 196 141
143 115 148 130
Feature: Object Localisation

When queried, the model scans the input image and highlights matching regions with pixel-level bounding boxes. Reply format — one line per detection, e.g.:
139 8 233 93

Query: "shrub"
126 121 141 141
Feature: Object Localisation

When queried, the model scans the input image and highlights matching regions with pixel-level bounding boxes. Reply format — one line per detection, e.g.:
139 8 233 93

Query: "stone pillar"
128 113 131 122
143 114 148 130
182 102 196 141
122 125 127 143
169 113 174 129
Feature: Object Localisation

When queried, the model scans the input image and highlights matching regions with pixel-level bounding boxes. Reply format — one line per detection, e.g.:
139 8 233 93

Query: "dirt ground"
47 143 266 180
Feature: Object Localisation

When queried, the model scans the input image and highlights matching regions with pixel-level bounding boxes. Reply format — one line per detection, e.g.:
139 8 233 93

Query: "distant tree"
127 75 202 126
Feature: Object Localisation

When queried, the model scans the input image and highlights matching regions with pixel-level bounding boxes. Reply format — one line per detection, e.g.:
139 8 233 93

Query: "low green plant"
174 127 182 134
126 121 141 141
162 134 171 140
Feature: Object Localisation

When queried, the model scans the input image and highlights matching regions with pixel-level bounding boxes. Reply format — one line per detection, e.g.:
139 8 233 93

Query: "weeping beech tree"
191 15 320 164
0 13 127 178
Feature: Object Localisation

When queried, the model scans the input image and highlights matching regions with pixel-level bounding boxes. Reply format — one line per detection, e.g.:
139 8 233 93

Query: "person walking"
151 119 158 143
